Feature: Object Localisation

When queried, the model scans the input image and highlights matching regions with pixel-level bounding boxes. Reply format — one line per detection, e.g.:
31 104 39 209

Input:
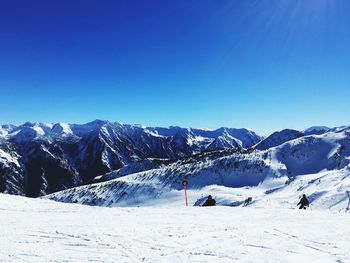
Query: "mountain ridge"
0 121 262 197
1 120 349 205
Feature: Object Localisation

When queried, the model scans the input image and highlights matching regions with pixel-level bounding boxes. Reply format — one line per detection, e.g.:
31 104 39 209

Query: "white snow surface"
0 193 349 263
0 149 20 167
0 128 8 137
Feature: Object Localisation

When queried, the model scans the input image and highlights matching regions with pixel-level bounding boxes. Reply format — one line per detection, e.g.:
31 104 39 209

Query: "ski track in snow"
0 194 349 263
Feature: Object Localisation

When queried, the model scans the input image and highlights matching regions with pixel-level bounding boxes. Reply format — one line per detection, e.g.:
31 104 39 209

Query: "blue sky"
1 0 349 135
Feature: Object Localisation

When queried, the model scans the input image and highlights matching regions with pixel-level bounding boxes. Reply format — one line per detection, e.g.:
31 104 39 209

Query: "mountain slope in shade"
0 143 24 194
254 129 304 150
303 126 330 135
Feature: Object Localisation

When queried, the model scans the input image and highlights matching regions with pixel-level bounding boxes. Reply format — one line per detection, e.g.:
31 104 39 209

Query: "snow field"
0 194 349 263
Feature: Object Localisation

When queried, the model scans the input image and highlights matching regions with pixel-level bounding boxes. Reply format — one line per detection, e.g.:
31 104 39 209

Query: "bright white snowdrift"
0 194 349 263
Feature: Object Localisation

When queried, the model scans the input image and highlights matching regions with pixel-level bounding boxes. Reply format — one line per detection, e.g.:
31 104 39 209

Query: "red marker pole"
184 185 188 207
182 179 188 207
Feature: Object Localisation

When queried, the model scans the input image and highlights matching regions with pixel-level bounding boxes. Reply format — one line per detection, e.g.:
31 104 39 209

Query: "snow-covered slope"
92 158 171 183
46 163 350 211
0 142 24 195
46 149 286 207
46 128 350 210
269 128 350 176
254 168 350 210
1 194 349 263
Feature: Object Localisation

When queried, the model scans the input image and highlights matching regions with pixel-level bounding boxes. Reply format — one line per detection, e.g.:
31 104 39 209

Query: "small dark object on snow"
243 197 252 207
297 194 309 209
202 195 216 207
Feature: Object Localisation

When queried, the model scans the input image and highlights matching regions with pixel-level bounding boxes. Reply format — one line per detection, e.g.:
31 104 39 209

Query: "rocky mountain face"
0 120 261 197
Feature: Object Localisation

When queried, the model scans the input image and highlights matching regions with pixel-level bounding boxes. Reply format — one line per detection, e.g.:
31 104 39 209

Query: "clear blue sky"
1 0 349 135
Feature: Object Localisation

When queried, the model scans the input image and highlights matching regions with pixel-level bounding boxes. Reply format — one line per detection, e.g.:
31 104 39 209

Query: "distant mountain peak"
254 129 304 150
303 126 330 136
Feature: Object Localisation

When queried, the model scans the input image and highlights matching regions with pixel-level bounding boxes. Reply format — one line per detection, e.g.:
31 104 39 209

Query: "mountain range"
0 120 261 197
1 120 349 210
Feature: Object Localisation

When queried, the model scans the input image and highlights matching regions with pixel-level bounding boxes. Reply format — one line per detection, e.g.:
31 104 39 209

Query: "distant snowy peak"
2 122 54 142
51 123 73 136
1 121 262 150
189 127 262 148
0 125 20 138
206 132 242 150
10 126 46 143
70 119 111 135
303 126 330 135
330 126 350 133
254 129 304 150
153 126 191 138
0 128 7 137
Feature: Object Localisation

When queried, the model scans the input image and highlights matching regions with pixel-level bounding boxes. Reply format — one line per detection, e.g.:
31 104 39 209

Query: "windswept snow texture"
0 121 262 197
0 194 349 263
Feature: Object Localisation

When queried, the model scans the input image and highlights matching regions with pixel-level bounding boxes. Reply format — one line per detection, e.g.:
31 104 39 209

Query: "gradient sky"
1 0 350 135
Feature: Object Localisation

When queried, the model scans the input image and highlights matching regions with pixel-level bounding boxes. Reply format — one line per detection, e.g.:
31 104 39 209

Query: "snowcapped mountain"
2 120 349 209
51 123 73 136
46 127 350 210
0 120 262 197
268 128 350 175
254 129 304 150
303 126 330 135
0 142 24 195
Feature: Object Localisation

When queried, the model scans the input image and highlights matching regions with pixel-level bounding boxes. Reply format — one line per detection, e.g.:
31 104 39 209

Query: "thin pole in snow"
184 185 188 207
347 191 350 211
182 179 189 207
